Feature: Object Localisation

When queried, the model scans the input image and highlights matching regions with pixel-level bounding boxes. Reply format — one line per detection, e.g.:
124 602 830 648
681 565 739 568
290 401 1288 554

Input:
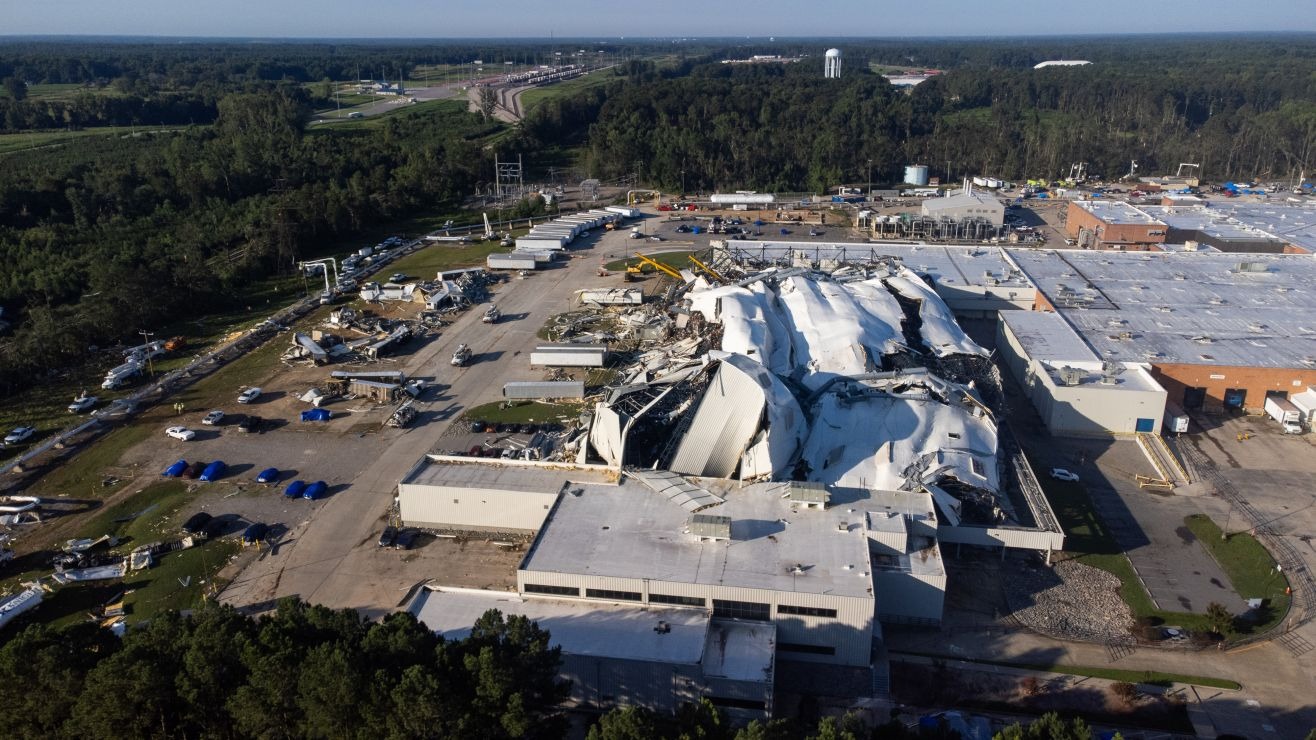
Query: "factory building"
1065 201 1168 250
920 189 1005 227
997 311 1169 436
1011 249 1316 414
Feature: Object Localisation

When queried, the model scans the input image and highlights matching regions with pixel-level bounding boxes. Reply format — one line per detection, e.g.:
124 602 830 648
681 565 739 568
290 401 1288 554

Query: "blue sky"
5 0 1315 38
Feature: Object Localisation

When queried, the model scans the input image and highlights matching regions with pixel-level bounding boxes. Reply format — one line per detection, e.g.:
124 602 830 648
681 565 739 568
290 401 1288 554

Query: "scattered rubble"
1005 558 1134 644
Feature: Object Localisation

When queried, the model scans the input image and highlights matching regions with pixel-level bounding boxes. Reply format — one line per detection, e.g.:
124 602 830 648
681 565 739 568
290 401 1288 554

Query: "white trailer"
502 380 586 399
606 205 641 219
511 251 555 263
516 237 568 251
530 344 607 368
1163 402 1189 434
1265 396 1302 425
488 254 539 270
711 192 775 205
1290 387 1316 426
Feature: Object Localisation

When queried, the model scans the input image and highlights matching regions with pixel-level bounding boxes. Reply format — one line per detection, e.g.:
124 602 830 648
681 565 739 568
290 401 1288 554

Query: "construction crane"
299 258 340 302
482 212 495 240
632 253 683 280
1176 163 1201 178
687 254 726 283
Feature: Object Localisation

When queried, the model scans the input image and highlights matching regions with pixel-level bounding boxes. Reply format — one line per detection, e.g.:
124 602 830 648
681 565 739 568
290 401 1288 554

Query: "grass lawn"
1185 514 1290 632
517 72 617 115
461 401 585 425
372 240 511 281
0 125 185 156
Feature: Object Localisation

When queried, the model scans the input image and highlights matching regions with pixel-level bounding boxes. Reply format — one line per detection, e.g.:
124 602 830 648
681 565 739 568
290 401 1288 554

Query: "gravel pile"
1006 559 1133 643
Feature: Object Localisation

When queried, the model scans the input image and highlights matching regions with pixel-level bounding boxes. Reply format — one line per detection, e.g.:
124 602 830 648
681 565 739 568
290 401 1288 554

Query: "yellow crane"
687 254 726 283
633 253 683 280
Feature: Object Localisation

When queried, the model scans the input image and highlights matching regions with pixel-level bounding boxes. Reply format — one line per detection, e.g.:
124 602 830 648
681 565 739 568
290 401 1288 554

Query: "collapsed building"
404 248 1064 717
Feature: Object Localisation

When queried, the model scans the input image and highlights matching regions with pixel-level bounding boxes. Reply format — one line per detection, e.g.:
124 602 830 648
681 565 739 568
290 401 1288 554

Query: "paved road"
219 231 630 613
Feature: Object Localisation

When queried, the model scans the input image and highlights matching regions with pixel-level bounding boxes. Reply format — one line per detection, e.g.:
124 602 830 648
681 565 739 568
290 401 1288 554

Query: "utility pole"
139 330 156 376
867 158 873 197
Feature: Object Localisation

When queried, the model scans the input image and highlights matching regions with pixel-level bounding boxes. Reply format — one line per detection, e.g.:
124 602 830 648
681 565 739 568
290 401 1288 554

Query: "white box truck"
1264 396 1303 433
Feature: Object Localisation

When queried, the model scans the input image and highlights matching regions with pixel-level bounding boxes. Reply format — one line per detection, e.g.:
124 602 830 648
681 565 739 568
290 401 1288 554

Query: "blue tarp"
302 481 328 500
283 480 306 498
199 460 227 482
242 523 268 544
300 408 331 422
256 467 280 484
163 459 188 477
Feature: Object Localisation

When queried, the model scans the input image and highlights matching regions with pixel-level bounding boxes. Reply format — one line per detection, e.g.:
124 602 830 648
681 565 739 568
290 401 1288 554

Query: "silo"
904 164 930 186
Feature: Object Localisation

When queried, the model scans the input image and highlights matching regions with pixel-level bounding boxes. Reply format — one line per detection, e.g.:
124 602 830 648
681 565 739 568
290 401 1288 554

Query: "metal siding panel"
669 364 765 477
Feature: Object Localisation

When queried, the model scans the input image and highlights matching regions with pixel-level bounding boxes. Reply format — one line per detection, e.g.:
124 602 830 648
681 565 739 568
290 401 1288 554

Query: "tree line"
562 40 1316 191
0 597 1106 740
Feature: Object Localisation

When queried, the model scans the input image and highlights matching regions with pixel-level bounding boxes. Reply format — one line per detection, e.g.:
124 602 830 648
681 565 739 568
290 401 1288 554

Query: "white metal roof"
1010 249 1316 368
1000 310 1098 363
1073 200 1165 226
520 479 879 600
410 588 710 664
402 457 615 493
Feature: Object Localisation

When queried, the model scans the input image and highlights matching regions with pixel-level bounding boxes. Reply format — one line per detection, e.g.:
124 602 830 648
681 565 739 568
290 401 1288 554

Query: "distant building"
824 48 842 78
1065 200 1167 250
1033 60 1092 69
920 189 1005 227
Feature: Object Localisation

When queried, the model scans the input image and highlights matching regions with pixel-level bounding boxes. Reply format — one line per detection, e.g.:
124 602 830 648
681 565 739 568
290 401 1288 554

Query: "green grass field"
896 652 1241 690
461 401 585 426
517 72 617 115
0 125 186 156
1185 514 1290 631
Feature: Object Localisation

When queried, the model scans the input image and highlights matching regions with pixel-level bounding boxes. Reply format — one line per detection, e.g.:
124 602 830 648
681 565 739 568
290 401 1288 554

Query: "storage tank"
904 165 930 186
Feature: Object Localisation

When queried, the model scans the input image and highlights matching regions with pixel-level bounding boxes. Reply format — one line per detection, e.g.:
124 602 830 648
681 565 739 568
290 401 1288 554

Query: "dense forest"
567 44 1316 191
0 89 496 391
0 597 1096 740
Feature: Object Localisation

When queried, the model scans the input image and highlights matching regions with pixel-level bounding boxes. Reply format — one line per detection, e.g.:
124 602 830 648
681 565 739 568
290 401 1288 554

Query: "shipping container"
605 205 641 219
488 254 539 270
1162 402 1189 434
516 237 568 251
711 193 775 205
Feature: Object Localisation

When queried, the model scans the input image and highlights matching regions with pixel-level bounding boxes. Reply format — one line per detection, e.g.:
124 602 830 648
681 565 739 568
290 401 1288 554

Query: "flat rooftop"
1074 200 1165 226
410 588 709 664
1010 249 1316 368
521 479 878 600
725 241 1032 289
1039 360 1165 393
402 456 616 492
1211 202 1316 252
1140 205 1282 244
1000 310 1099 363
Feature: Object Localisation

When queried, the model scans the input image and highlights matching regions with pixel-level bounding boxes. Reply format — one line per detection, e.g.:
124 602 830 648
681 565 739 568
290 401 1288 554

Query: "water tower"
824 48 842 79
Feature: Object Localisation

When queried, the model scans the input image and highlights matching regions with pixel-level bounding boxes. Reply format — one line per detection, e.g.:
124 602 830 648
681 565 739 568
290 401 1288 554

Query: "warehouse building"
920 189 1005 227
1012 249 1316 413
997 311 1168 436
410 587 776 720
1065 200 1168 250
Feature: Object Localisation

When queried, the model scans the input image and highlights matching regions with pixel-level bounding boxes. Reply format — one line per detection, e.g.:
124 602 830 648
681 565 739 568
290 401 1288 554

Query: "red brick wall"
1151 363 1316 411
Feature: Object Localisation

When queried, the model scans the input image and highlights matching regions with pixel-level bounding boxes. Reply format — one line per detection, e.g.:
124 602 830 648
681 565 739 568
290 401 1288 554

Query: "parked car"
3 426 36 445
394 529 418 550
389 273 408 283
182 512 213 535
256 467 280 484
302 481 328 500
237 387 262 404
165 426 196 441
201 410 225 426
68 395 98 413
238 415 263 434
1049 468 1080 482
377 526 398 548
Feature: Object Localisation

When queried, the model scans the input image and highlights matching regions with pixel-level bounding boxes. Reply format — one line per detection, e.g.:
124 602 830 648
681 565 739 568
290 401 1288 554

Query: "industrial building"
1066 200 1168 250
920 188 1005 227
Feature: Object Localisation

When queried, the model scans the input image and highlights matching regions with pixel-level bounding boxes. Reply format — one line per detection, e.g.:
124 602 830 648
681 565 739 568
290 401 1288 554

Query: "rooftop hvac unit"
688 514 732 541
1235 261 1269 273
1100 360 1124 385
1058 366 1085 386
785 482 829 509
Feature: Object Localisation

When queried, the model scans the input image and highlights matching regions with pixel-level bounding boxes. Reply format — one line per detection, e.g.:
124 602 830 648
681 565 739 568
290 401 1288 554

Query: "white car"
1049 468 1080 482
237 387 262 404
1282 422 1303 435
68 395 98 413
3 426 35 445
201 410 225 426
165 426 196 441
